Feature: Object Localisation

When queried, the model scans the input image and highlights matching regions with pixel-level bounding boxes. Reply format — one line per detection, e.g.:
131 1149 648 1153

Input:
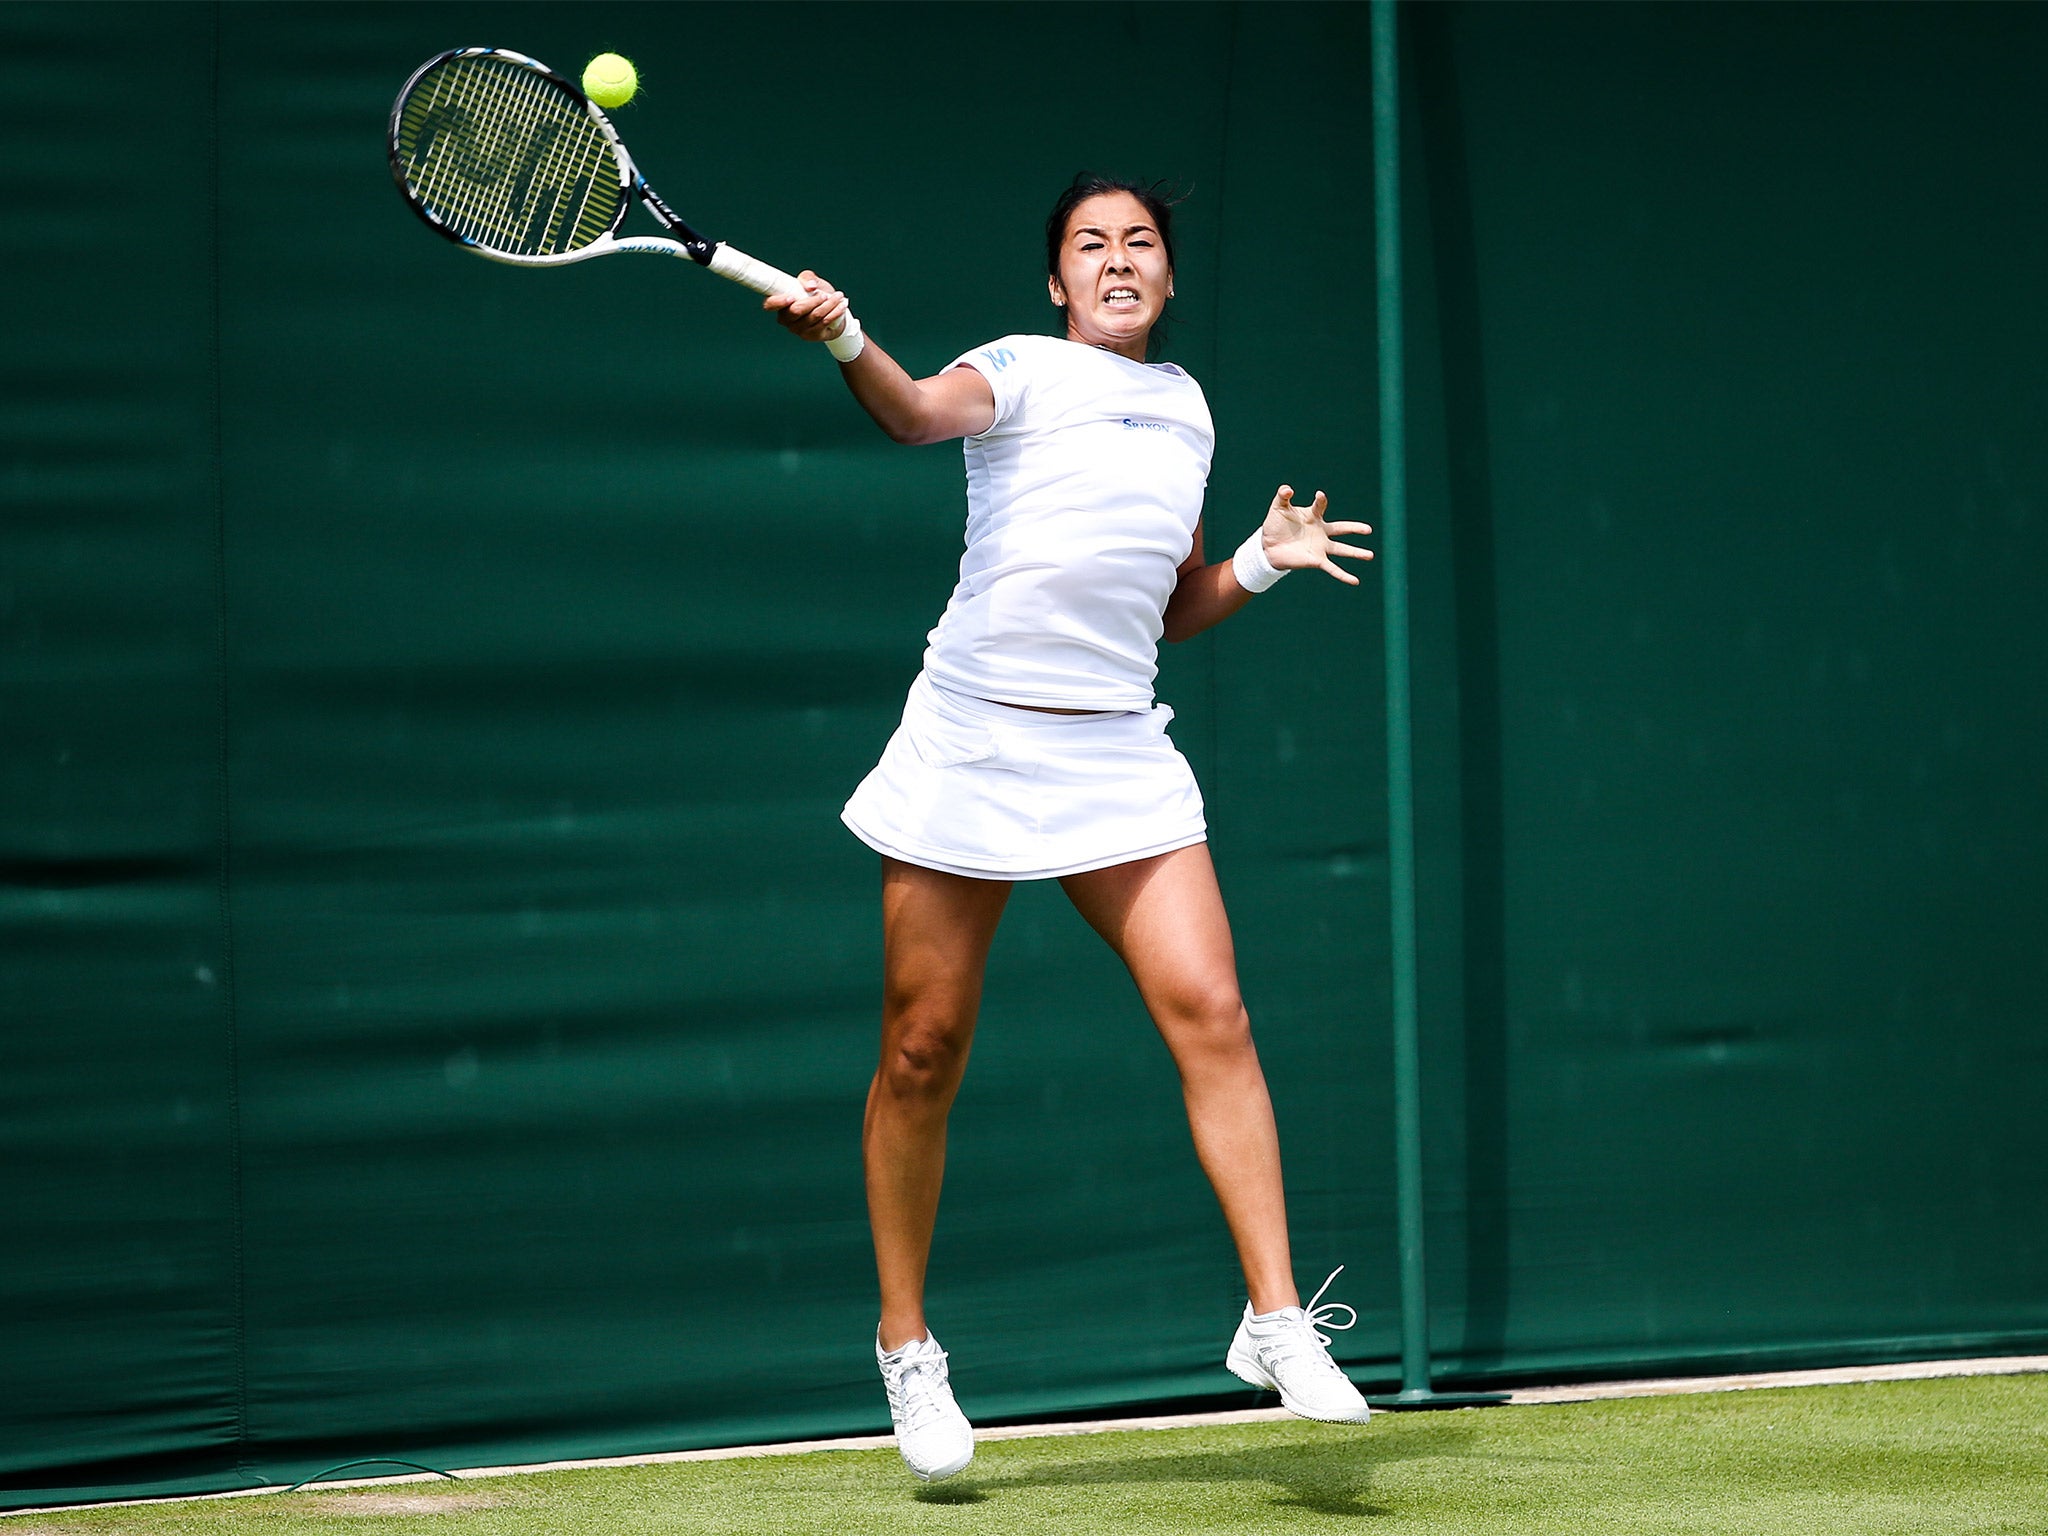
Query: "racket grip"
707 242 804 297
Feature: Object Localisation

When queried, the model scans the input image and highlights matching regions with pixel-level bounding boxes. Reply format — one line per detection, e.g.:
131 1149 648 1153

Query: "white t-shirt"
920 334 1216 710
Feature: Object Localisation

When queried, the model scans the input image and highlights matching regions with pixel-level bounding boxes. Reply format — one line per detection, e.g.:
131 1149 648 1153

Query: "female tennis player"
766 174 1374 1482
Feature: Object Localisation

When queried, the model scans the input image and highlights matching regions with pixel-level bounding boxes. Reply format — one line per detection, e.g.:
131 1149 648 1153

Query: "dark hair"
1044 173 1183 278
1044 173 1186 356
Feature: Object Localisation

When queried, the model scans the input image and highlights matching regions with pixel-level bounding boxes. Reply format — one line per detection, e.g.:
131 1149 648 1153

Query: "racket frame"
387 46 800 296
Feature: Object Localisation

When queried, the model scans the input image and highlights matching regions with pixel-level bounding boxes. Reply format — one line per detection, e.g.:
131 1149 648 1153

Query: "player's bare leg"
1059 843 1298 1313
867 858 1010 1351
1062 843 1370 1422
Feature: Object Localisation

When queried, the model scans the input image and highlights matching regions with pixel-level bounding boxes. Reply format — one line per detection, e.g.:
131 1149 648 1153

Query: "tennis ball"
582 53 638 109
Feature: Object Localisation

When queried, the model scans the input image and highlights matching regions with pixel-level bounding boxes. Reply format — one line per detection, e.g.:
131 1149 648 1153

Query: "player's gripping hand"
1260 486 1374 585
765 270 852 343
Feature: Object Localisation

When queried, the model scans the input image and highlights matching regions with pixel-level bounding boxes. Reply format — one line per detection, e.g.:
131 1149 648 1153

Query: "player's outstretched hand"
765 270 852 343
1260 486 1374 585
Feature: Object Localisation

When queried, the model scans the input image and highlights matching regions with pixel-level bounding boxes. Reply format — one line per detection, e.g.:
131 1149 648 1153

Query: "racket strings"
396 55 622 256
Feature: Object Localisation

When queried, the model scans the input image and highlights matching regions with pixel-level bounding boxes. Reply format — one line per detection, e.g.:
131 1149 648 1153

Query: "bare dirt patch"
299 1490 515 1515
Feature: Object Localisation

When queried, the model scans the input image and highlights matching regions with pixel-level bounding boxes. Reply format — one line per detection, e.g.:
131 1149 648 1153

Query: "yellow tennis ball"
582 53 638 109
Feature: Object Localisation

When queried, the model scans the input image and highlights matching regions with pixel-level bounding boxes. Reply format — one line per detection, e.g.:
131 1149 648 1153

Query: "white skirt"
842 672 1208 880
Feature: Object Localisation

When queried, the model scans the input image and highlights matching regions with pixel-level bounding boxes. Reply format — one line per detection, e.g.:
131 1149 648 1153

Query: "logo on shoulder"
981 346 1016 372
1122 417 1170 433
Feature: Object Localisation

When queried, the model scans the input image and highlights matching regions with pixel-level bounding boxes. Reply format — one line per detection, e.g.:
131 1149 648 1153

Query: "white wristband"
824 315 865 363
1232 530 1288 594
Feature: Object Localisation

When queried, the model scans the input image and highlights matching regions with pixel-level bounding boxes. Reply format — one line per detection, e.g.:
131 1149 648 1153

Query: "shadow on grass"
928 1420 1482 1519
913 1481 989 1505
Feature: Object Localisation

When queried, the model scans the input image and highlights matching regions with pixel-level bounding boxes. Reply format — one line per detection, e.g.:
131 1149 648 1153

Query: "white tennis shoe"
877 1330 975 1481
1226 1266 1373 1423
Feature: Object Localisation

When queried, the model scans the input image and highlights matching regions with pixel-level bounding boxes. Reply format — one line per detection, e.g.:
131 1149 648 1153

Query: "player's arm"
1162 522 1252 643
766 272 995 445
1163 489 1375 643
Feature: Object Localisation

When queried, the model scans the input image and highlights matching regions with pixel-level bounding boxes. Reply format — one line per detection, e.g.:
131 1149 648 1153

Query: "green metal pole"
1370 0 1432 1403
1369 0 1505 1412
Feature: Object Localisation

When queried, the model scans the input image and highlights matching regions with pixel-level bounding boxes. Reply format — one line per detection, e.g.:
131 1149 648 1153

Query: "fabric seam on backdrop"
1202 0 1240 817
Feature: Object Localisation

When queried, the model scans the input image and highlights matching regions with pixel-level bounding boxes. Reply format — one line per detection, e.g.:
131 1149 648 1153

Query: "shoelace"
1302 1265 1360 1346
886 1343 956 1433
1262 1266 1359 1372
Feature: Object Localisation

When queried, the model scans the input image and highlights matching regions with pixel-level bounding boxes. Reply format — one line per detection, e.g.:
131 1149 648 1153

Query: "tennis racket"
388 46 808 303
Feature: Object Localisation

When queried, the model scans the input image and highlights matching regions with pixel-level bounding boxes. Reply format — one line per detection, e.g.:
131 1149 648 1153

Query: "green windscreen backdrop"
2 0 2042 1509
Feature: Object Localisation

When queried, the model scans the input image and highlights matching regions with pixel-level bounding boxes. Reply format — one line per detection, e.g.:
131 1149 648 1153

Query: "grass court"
13 1373 2044 1535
